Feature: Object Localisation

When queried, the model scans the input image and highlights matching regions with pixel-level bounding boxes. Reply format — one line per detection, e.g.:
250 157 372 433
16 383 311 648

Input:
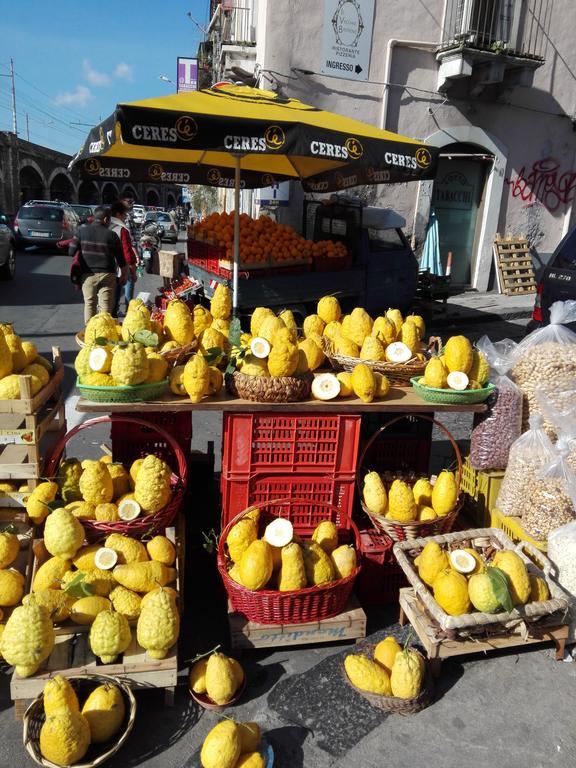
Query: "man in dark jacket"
69 206 127 323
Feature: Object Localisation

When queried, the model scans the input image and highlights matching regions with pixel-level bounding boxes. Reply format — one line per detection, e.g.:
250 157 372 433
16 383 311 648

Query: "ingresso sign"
320 0 375 82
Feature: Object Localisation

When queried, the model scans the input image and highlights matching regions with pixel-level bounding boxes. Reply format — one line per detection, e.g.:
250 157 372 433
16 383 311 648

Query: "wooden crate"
398 588 568 677
229 595 366 650
493 235 537 296
0 347 64 415
29 526 182 636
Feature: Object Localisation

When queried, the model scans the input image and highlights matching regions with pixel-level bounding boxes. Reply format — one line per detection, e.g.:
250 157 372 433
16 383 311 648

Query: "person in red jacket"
110 200 139 316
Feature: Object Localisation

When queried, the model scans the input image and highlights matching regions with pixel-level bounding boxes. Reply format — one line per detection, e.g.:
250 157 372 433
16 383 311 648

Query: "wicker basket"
341 644 433 714
225 371 313 403
323 337 441 387
23 674 136 768
217 499 361 624
357 414 462 542
75 330 196 367
77 377 168 403
411 377 495 405
45 416 188 539
393 528 570 633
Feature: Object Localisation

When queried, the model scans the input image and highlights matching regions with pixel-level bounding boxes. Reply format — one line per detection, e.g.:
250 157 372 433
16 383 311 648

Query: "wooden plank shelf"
493 235 537 296
229 595 366 650
398 588 568 677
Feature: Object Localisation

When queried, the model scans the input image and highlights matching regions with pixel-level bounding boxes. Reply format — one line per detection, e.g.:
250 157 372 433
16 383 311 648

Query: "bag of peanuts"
548 520 576 642
521 438 576 540
511 300 576 437
536 380 576 473
470 336 522 471
495 414 556 518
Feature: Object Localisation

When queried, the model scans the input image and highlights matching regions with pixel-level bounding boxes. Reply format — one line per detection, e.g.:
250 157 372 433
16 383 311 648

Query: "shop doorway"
431 144 492 285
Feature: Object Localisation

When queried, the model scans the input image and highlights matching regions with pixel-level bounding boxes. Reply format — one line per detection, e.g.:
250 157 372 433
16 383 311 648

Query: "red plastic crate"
111 412 192 472
356 529 408 606
220 471 356 532
222 413 361 476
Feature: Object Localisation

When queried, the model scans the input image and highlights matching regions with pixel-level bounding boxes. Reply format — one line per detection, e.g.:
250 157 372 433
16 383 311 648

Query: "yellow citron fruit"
331 545 357 579
256 315 284 344
0 603 54 677
336 371 353 397
21 340 38 365
333 334 360 357
111 342 150 385
360 336 386 362
44 508 85 560
113 561 176 593
324 320 342 341
134 454 172 513
344 654 392 695
6 333 28 371
239 540 273 590
303 314 326 338
423 358 448 389
146 535 176 566
190 657 209 694
183 353 210 403
210 283 232 321
250 307 274 337
95 502 119 522
136 588 180 659
200 327 228 360
236 753 265 768
387 479 417 522
169 364 186 395
373 372 390 398
278 309 298 334
129 458 145 487
268 339 299 377
431 471 458 517
317 295 341 324
347 307 373 346
23 590 75 623
0 530 19 569
80 460 114 505
390 649 425 699
140 586 177 610
414 541 450 587
302 541 335 586
385 308 403 336
22 362 50 386
467 570 501 613
205 652 238 705
418 505 437 521
351 363 376 403
193 305 213 337
82 682 126 743
39 710 91 766
372 316 397 345
405 314 425 337
363 471 387 516
122 302 151 341
433 568 472 615
413 478 433 506
32 556 71 592
67 500 96 521
444 335 473 374
278 542 307 591
529 573 550 602
0 372 42 398
463 548 484 574
145 351 169 383
238 722 261 753
311 521 339 554
44 675 80 715
297 337 325 371
374 636 402 674
208 366 223 395
227 518 258 564
26 481 59 525
228 563 244 585
109 585 142 620
107 463 131 499
491 550 530 605
468 349 490 386
105 533 148 564
0 569 24 606
400 321 420 355
201 720 242 768
89 609 132 664
84 312 119 344
70 596 111 625
240 354 270 377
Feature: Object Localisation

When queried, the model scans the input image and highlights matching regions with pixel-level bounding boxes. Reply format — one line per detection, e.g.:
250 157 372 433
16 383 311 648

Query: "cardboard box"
159 250 184 278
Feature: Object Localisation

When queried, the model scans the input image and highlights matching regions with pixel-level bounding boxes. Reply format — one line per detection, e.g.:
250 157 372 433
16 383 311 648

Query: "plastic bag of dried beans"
469 336 522 471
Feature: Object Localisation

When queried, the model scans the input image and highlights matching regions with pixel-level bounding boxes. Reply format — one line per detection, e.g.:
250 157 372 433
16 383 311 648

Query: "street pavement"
1 241 574 768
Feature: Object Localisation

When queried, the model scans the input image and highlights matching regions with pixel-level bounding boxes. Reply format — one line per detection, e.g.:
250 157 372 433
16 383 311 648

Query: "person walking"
110 200 139 316
69 206 127 323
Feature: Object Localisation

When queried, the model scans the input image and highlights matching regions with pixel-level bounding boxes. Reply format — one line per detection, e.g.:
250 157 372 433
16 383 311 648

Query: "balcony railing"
440 0 549 60
209 2 256 46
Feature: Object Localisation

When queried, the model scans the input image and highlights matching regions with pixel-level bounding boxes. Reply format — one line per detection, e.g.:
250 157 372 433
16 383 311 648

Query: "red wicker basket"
357 414 463 542
217 498 361 624
45 416 188 540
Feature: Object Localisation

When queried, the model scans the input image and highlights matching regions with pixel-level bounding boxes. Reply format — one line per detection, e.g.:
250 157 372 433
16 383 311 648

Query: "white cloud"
114 62 133 81
82 59 110 86
54 85 92 107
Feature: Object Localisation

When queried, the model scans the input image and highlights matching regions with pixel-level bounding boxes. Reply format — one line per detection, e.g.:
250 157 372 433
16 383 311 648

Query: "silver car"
14 203 80 249
0 213 15 280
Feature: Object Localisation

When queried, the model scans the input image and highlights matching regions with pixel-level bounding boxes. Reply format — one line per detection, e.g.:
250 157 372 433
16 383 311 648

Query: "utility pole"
10 59 17 137
26 113 30 142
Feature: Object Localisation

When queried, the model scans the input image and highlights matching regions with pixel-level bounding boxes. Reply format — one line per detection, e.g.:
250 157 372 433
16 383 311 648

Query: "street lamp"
158 75 174 84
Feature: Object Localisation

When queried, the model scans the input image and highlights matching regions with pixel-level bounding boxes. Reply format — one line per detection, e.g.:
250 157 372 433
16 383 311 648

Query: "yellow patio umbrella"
70 84 437 311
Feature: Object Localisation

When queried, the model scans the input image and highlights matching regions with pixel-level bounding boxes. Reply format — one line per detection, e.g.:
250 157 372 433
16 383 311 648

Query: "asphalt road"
2 244 573 768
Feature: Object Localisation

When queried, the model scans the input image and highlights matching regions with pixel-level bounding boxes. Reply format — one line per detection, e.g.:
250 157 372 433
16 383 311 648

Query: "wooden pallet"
398 588 568 677
229 595 366 650
493 235 537 296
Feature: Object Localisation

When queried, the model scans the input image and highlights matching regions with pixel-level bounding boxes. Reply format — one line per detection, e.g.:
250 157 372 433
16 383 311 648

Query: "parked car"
70 204 95 224
529 224 576 332
144 211 178 244
14 203 80 249
132 205 146 226
0 212 16 280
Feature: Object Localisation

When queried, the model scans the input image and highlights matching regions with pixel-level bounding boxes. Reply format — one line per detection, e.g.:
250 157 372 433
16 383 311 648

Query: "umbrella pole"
232 154 241 317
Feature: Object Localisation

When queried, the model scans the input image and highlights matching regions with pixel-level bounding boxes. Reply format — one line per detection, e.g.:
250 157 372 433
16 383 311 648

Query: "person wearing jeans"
69 206 127 323
110 200 139 316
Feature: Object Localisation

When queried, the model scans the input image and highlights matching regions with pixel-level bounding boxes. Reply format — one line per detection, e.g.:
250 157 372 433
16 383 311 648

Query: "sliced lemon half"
88 346 113 373
94 547 118 570
446 371 469 391
385 342 412 364
118 498 142 521
263 518 294 548
449 549 477 575
311 372 341 401
250 337 271 359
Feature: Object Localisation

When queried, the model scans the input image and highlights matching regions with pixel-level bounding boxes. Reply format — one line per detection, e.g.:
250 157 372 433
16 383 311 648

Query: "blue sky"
0 0 210 156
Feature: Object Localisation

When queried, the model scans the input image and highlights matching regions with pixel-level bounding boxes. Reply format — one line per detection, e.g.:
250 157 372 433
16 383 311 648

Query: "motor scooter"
139 222 164 274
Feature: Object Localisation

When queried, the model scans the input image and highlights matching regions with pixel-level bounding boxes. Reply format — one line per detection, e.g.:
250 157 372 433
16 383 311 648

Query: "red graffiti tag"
505 158 576 213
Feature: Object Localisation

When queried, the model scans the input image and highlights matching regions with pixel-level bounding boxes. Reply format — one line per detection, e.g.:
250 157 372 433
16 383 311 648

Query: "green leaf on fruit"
133 330 159 347
94 337 109 346
203 347 223 364
487 566 514 612
228 317 243 348
62 572 95 598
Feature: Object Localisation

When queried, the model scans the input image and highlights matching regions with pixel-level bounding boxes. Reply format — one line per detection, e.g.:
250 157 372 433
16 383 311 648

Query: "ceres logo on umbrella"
345 138 363 160
207 168 222 184
175 115 198 141
84 159 101 175
148 163 164 180
264 125 285 150
415 147 432 168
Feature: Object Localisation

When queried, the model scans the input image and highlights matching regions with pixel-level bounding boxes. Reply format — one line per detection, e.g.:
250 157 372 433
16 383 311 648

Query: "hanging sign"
320 0 375 81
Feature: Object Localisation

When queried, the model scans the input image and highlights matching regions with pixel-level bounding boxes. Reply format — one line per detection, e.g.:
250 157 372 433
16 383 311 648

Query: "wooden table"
76 387 488 413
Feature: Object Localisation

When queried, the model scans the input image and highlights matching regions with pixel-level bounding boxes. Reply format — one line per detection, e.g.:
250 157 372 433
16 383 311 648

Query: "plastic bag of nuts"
470 337 522 471
511 301 576 437
536 382 576 473
522 439 576 539
495 414 556 518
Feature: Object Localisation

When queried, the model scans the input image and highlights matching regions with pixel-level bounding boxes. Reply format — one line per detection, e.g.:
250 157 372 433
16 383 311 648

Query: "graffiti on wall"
505 158 576 214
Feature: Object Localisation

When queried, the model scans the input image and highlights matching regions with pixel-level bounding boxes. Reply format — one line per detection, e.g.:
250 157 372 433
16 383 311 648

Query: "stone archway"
166 193 176 209
101 182 119 204
146 188 160 207
19 163 46 204
120 186 137 202
78 180 100 204
48 169 75 203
